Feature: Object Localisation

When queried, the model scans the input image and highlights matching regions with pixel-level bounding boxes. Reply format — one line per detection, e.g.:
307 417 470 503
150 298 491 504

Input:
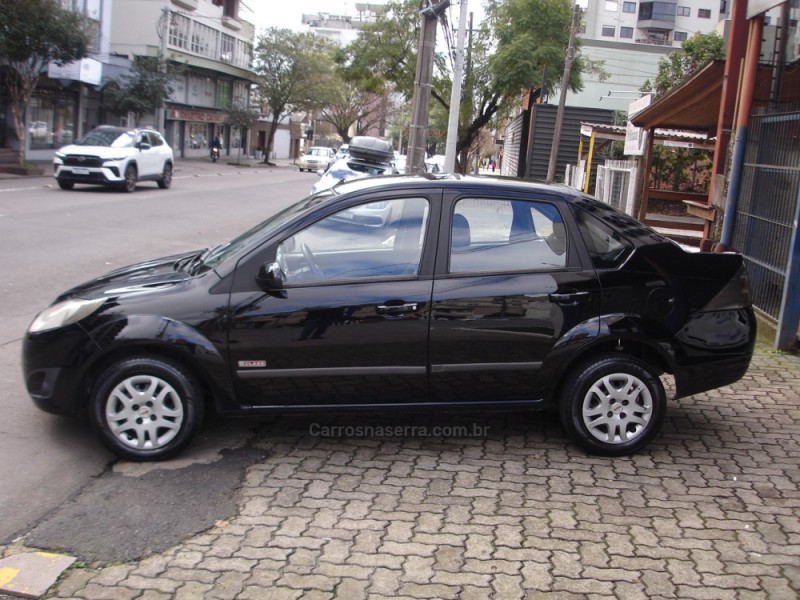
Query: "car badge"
238 360 267 368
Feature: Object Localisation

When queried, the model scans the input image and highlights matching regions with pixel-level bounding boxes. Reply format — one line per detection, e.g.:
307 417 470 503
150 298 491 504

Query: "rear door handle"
548 291 591 306
376 302 419 315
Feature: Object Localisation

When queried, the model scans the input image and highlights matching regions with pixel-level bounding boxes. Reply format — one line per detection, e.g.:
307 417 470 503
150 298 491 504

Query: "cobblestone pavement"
13 349 800 599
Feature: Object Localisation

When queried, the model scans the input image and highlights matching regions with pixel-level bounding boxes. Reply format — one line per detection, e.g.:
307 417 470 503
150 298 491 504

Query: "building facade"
109 0 256 158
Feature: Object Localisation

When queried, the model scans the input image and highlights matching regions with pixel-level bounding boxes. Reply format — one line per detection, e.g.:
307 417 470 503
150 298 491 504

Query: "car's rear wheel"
560 354 666 456
57 180 74 190
89 357 204 461
157 162 173 189
123 164 137 193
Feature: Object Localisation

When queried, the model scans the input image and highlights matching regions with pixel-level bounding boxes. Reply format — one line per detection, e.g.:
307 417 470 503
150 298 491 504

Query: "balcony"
171 0 198 9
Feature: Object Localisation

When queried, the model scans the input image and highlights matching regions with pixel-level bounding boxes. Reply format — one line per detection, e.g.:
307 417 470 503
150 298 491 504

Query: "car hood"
56 143 131 158
56 250 203 302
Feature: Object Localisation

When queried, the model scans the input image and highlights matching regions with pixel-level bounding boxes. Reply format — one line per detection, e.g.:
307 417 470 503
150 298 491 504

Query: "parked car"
298 146 335 172
312 156 396 194
312 136 396 194
335 144 349 159
22 176 756 461
54 126 174 192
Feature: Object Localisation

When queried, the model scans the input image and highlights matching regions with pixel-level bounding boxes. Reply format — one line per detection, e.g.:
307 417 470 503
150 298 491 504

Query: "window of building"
602 25 616 37
191 22 218 58
220 33 235 63
217 79 232 110
605 1 618 11
677 6 690 16
28 88 77 149
674 31 688 41
620 26 634 38
639 2 677 21
623 1 636 13
188 74 215 108
233 81 249 109
698 8 712 18
169 13 191 50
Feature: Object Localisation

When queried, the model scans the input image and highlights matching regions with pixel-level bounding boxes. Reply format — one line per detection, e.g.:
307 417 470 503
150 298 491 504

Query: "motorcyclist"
210 136 222 160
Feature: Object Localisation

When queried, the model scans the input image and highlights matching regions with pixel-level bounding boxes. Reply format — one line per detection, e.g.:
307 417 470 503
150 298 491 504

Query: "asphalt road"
0 161 314 544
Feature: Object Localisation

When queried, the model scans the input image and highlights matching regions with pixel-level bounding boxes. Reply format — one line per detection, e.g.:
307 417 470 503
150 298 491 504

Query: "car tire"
57 180 74 190
89 356 205 461
559 354 666 456
157 162 172 189
123 164 137 193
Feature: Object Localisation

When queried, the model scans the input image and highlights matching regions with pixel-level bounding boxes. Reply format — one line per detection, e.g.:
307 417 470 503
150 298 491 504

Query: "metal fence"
732 104 800 340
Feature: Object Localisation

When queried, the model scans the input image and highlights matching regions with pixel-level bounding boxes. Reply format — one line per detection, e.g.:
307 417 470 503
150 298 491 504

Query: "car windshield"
309 148 329 156
75 129 134 148
194 193 333 273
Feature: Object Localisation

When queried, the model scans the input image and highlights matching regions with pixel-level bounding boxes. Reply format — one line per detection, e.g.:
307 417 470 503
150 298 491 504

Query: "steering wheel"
301 243 325 280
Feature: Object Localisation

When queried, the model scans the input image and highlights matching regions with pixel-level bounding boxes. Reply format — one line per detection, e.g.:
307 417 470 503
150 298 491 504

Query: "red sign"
168 109 226 123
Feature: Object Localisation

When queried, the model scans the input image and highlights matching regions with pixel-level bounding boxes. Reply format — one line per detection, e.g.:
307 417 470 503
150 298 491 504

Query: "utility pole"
156 5 169 133
407 0 450 174
444 0 468 174
546 3 579 183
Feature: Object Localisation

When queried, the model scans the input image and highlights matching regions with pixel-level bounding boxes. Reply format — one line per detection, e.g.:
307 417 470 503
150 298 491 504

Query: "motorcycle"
210 146 220 162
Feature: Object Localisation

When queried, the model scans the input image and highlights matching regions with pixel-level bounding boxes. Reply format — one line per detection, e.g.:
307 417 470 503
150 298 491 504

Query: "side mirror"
138 142 152 151
256 261 285 292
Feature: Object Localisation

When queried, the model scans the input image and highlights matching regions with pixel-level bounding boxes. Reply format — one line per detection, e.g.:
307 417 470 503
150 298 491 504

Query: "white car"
298 146 335 172
311 157 396 195
54 126 174 192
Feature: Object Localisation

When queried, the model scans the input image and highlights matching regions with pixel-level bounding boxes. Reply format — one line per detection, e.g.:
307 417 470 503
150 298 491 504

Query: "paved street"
1 347 796 599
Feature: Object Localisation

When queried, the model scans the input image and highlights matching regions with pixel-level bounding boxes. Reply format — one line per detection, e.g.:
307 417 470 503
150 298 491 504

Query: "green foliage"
317 80 388 143
0 0 90 164
488 0 584 98
641 32 725 97
103 57 179 126
226 109 260 163
253 27 337 159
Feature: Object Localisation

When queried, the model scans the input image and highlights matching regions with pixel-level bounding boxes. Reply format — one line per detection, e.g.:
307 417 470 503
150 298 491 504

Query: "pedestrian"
490 159 496 172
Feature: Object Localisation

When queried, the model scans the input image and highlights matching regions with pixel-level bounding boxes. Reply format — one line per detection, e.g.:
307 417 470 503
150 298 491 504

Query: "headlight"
29 298 106 333
103 157 126 163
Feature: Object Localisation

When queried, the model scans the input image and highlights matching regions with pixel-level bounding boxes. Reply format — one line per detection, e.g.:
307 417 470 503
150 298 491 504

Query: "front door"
227 195 436 407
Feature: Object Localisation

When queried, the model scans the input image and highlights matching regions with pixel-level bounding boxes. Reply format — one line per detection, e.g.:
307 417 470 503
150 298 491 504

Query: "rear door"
429 192 602 403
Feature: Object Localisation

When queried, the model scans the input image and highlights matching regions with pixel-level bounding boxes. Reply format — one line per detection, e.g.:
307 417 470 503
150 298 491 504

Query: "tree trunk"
262 113 281 165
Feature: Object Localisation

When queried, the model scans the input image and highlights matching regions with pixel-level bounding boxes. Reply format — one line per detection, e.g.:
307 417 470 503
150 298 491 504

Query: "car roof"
329 173 580 198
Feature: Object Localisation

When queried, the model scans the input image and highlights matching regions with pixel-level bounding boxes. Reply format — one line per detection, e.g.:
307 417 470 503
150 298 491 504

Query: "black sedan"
22 175 756 461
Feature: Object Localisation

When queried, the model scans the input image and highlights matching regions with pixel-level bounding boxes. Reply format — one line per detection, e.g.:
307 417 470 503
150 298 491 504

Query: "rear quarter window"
571 205 633 269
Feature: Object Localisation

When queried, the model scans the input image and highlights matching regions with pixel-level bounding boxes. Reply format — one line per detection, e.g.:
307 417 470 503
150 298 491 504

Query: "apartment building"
570 0 728 112
110 0 256 158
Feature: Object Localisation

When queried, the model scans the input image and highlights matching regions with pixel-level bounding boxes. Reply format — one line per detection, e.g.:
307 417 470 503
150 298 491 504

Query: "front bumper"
54 163 124 185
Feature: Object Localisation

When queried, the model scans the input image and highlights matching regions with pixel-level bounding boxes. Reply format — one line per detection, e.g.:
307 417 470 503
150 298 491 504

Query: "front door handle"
548 291 591 306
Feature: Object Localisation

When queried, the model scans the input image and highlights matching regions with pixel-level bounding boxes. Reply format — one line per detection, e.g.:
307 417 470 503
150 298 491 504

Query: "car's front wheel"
57 180 74 190
157 162 172 189
89 356 205 461
560 354 666 456
122 164 137 193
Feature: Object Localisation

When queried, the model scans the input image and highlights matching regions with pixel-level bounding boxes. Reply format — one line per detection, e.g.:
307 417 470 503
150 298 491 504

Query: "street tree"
225 108 260 164
253 28 337 164
103 56 179 127
317 80 391 143
0 0 90 165
339 0 593 173
642 32 726 97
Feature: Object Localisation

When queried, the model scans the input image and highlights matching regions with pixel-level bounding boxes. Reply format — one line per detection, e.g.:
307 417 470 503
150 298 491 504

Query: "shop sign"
168 109 226 123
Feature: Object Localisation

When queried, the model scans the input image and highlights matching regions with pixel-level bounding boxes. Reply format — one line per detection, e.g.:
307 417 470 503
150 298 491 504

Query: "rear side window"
572 207 633 269
449 198 567 274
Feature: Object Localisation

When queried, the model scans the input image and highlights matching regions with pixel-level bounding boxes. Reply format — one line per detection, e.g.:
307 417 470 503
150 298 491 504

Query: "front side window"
449 199 567 274
278 198 429 284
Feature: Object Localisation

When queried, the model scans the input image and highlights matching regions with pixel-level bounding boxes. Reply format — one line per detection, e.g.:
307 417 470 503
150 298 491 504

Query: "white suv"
54 126 174 192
